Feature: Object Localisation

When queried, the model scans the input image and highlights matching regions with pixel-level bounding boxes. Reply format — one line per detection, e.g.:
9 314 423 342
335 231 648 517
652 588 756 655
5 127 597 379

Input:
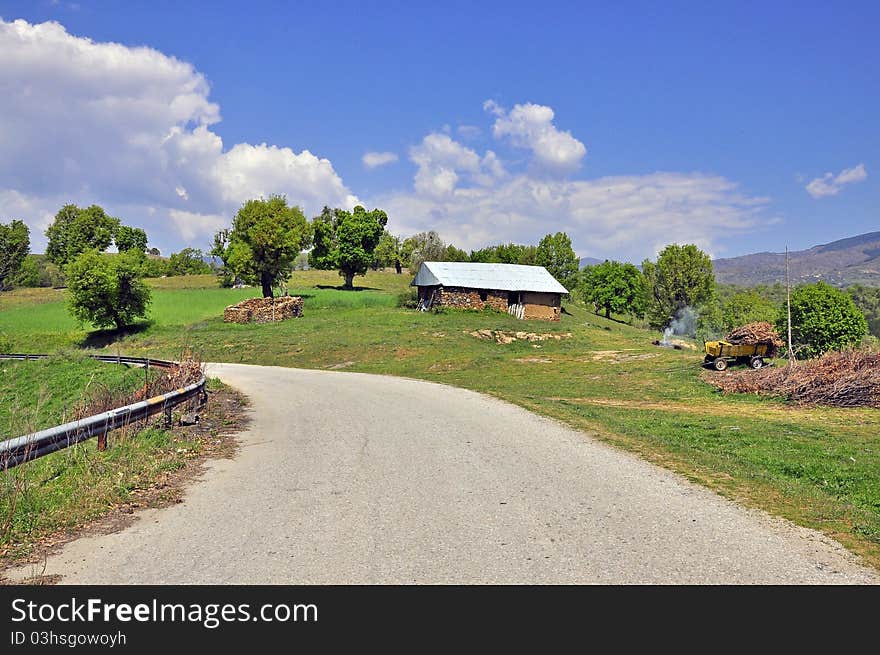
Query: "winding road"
8 363 878 584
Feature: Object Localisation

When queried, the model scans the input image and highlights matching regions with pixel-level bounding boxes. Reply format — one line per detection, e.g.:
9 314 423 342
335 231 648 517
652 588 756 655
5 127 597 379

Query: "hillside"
714 231 880 287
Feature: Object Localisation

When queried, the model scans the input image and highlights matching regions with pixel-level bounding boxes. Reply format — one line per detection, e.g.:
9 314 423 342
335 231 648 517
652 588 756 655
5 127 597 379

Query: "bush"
396 287 419 309
778 282 868 358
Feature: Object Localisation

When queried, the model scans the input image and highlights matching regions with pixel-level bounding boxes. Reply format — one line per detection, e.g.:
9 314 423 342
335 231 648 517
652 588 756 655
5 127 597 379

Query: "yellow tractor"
704 340 772 371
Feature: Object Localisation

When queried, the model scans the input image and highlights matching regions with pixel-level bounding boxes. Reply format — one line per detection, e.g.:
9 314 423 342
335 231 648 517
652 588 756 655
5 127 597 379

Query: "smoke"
661 306 697 345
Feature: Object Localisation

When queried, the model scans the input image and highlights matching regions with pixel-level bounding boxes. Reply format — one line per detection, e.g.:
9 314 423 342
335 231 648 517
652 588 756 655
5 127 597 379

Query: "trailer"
704 340 772 371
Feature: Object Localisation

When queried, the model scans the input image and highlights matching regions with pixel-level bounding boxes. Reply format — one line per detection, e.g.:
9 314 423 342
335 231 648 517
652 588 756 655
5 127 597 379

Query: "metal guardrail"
0 354 207 470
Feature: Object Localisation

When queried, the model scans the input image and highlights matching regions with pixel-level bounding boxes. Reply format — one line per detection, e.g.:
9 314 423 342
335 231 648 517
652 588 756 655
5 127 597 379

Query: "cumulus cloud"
409 133 506 196
375 172 770 263
486 101 586 174
362 151 399 169
805 163 868 198
0 19 357 252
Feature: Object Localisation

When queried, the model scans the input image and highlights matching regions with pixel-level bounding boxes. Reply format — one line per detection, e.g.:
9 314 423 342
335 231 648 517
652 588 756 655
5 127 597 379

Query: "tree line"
1 199 876 357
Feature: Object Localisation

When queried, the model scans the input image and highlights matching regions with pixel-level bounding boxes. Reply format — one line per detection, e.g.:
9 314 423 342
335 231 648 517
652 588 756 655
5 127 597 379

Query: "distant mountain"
713 231 880 287
579 257 603 268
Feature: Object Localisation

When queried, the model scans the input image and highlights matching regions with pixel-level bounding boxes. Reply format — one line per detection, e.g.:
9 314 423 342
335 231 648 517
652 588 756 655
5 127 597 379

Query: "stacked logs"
726 321 784 358
707 349 880 408
223 296 303 324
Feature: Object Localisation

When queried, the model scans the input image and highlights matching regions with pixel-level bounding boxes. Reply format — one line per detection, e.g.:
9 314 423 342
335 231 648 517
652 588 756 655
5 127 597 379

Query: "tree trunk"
261 273 273 298
395 260 402 274
605 306 611 319
343 270 355 289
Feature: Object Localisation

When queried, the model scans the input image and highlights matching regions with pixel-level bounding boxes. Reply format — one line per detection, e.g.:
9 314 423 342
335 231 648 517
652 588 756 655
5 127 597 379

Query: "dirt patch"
326 361 355 370
586 350 660 363
514 357 553 364
0 385 250 583
467 329 572 344
544 395 812 421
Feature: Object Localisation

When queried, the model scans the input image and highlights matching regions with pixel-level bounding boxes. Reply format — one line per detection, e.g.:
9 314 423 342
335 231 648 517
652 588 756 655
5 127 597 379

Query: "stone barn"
411 262 568 321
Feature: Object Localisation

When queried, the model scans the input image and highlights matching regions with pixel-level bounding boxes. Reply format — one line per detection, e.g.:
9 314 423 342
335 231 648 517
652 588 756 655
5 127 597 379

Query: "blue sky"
0 1 877 261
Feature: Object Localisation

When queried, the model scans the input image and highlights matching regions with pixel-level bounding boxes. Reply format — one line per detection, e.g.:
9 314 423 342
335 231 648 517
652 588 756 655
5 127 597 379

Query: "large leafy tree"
778 282 868 358
721 289 779 331
580 260 644 319
213 196 311 297
642 243 715 329
0 219 30 291
535 232 578 291
66 250 151 330
45 204 120 266
310 206 388 288
114 225 148 253
403 230 446 273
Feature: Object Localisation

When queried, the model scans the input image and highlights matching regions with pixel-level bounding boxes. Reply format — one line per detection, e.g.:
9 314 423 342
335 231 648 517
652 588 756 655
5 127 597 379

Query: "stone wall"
223 296 304 324
436 286 508 312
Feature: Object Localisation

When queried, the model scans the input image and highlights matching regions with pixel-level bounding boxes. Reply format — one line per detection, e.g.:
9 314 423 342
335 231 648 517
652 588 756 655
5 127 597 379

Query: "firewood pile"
725 322 784 358
223 296 304 324
707 349 880 408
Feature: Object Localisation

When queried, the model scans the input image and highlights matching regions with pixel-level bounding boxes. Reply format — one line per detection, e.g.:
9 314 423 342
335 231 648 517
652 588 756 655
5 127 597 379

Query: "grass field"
1 269 879 569
0 353 154 438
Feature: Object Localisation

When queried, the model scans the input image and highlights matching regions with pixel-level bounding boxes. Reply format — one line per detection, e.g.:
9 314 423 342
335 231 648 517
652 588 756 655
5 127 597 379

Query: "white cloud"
409 133 506 197
487 101 586 174
375 172 770 263
362 151 399 169
0 19 357 252
805 163 868 198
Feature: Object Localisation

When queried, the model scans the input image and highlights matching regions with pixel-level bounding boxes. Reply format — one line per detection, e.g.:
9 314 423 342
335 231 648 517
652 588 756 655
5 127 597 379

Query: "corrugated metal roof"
411 262 569 294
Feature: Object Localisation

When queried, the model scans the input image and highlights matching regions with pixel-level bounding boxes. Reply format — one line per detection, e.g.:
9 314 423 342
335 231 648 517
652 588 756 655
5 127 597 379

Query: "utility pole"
786 245 794 366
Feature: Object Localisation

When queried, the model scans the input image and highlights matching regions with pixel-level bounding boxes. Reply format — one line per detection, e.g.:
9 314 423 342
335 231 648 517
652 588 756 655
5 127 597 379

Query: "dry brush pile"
708 348 880 408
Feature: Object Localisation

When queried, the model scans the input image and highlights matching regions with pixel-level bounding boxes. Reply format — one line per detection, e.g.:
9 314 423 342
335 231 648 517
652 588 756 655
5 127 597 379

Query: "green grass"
2 268 879 569
0 352 154 438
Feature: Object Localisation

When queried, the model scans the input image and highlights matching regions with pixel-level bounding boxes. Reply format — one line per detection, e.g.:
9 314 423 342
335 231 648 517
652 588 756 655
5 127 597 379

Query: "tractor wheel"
713 357 728 371
750 357 764 370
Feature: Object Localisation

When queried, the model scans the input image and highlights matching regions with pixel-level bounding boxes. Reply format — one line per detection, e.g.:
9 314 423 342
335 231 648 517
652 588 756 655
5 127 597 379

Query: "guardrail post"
164 406 173 428
97 431 107 451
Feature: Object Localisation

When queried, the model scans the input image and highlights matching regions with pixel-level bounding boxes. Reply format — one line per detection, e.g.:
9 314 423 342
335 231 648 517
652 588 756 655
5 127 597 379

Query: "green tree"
213 196 311 297
580 260 644 319
778 282 868 358
66 250 151 330
309 205 388 288
443 244 470 262
374 232 407 273
114 225 148 253
535 232 578 290
847 285 880 338
168 248 212 276
0 219 30 291
642 243 715 329
45 204 120 266
721 289 779 331
470 242 537 264
12 255 41 287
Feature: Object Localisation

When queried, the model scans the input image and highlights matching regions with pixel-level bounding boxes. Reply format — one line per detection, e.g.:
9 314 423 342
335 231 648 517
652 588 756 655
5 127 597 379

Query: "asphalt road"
9 363 878 584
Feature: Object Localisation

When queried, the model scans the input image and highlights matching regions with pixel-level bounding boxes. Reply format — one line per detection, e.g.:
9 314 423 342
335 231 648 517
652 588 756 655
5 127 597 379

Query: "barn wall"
522 292 561 321
435 286 508 312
